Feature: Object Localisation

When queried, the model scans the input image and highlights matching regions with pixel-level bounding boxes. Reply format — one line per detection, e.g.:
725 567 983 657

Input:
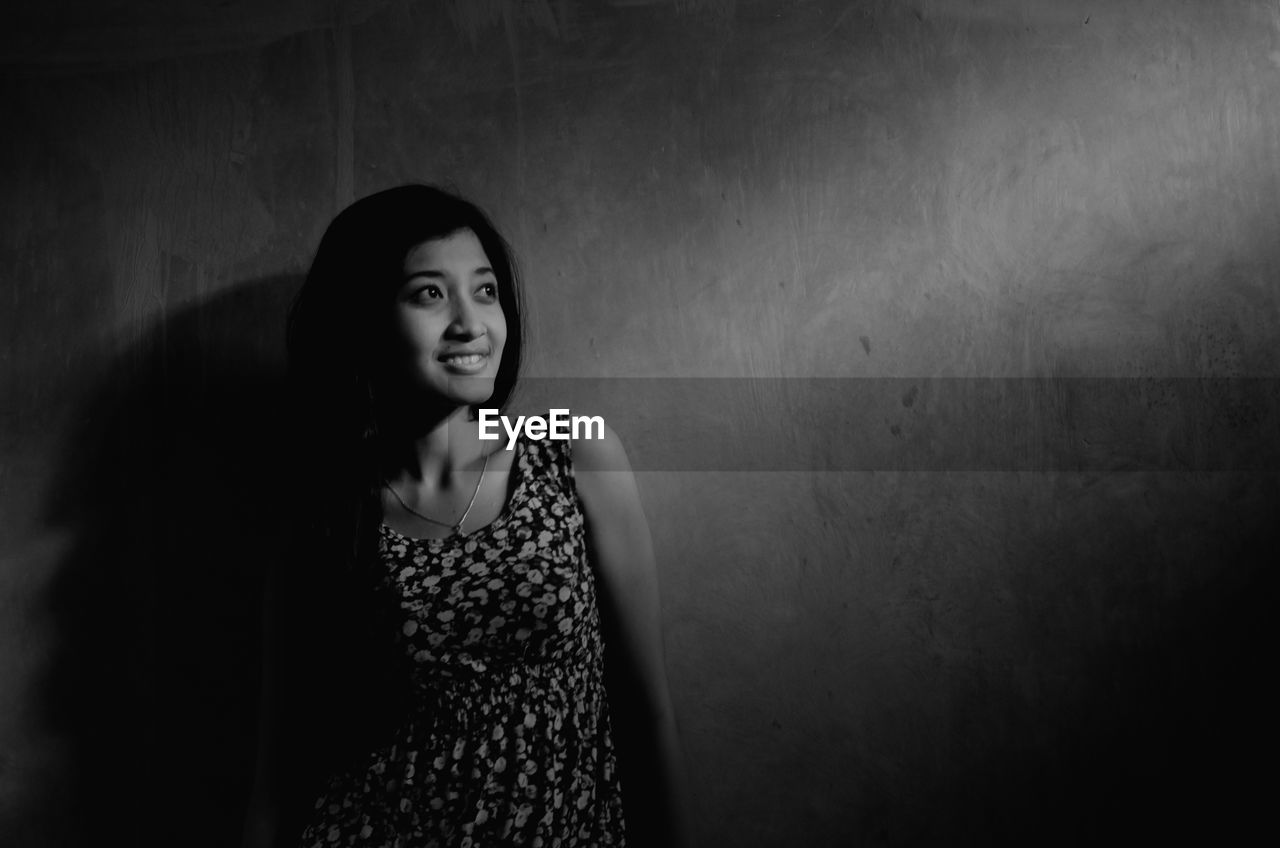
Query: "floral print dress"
300 432 626 847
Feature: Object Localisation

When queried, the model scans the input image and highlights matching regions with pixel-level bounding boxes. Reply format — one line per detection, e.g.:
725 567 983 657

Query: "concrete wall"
3 1 1278 845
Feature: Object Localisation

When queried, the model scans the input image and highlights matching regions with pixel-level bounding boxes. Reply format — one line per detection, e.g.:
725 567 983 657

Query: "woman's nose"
447 298 484 338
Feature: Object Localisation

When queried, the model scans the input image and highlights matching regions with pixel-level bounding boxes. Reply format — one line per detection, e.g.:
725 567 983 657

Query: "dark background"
2 1 1278 845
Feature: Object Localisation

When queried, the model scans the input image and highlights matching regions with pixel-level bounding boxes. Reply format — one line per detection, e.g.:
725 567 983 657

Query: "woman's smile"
438 350 490 372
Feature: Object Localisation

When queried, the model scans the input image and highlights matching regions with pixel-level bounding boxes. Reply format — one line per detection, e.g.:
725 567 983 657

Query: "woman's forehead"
402 228 492 274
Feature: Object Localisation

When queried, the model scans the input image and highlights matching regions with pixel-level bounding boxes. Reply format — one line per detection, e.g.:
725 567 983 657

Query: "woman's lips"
438 352 489 373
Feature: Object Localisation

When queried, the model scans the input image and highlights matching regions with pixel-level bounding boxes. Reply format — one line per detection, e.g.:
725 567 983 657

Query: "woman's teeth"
442 354 484 366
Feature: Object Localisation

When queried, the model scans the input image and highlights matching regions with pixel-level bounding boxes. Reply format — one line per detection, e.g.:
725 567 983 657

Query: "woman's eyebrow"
403 269 445 283
403 265 495 283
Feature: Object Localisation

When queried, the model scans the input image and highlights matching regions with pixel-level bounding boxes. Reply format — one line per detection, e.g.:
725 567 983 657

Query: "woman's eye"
413 285 442 302
478 283 498 300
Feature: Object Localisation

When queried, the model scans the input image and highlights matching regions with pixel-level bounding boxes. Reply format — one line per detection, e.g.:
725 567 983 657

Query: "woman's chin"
438 377 496 407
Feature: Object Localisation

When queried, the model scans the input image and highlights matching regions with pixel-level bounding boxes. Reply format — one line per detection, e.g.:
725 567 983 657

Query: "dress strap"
517 416 577 485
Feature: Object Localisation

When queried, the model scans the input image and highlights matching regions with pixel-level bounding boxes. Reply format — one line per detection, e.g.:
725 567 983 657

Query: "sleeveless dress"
299 432 627 847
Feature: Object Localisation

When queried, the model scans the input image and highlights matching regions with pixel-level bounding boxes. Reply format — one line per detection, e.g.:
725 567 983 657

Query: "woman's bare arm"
572 422 692 848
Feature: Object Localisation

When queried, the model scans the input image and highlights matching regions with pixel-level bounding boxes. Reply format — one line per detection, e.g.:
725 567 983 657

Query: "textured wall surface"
3 1 1279 845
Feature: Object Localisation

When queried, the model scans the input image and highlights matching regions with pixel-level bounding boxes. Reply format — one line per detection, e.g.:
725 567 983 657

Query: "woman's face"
385 228 507 409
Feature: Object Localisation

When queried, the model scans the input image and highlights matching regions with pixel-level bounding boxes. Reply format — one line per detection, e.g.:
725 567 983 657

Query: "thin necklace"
382 450 490 535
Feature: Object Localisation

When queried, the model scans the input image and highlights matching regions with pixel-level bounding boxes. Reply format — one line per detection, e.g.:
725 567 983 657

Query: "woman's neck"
380 405 485 486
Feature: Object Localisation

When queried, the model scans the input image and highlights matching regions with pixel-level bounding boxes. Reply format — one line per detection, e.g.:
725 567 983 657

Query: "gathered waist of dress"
405 646 596 689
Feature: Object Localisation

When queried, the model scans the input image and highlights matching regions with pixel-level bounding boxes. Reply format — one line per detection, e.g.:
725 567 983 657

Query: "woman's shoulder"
565 418 650 555
568 417 632 474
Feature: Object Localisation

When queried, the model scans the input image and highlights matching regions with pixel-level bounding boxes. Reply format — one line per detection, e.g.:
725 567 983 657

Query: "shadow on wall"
30 276 300 848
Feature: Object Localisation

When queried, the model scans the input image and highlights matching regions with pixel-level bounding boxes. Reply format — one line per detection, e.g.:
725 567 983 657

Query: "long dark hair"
285 184 525 574
271 186 525 822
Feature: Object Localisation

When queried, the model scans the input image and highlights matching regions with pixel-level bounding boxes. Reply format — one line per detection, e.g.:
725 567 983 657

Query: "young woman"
244 185 688 847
